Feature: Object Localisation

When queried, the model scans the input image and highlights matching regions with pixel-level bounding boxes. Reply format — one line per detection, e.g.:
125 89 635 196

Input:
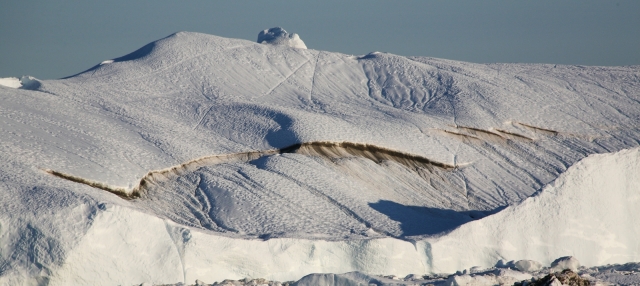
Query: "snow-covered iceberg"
0 31 639 285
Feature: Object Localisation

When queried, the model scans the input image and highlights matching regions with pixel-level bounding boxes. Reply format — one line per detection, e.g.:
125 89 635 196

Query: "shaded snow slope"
0 31 640 284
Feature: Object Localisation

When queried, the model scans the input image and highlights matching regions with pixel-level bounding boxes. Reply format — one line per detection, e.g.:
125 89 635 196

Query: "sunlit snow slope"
1 31 639 284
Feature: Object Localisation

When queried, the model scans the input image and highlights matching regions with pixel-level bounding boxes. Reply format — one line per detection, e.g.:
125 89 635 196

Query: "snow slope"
0 30 639 284
422 147 640 273
29 147 640 285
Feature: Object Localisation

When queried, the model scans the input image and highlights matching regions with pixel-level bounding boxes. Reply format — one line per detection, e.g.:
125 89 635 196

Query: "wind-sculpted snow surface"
24 147 640 285
129 142 468 239
0 31 640 284
45 141 457 199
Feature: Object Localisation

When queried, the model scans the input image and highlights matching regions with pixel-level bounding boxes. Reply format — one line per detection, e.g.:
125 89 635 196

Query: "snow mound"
550 256 581 272
257 27 307 49
19 75 41 90
0 77 21 88
0 76 40 89
515 260 543 272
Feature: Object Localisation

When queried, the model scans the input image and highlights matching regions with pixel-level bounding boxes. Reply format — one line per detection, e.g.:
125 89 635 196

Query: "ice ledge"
51 204 426 285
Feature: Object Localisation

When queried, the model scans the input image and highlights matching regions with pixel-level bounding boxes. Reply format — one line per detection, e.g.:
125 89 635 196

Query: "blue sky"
1 0 639 79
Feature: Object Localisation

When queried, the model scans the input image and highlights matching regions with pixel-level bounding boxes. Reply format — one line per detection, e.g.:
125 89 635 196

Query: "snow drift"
0 30 639 284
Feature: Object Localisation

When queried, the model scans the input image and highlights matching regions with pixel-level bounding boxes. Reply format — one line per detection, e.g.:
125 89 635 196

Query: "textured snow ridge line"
133 149 282 198
514 122 559 136
46 141 458 199
493 128 535 141
438 125 536 145
43 169 130 198
293 141 458 170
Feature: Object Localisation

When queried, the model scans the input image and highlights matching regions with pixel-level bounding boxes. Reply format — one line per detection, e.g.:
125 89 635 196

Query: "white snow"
0 31 639 285
514 260 543 272
40 146 640 285
0 77 21 88
0 75 36 89
423 147 640 273
550 256 581 272
50 204 426 284
257 27 307 49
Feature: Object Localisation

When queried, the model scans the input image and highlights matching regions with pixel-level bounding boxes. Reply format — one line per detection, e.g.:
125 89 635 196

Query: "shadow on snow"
369 200 504 237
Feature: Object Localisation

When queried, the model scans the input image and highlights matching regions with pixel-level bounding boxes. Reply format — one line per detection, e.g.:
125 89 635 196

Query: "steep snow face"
0 31 640 284
424 147 640 273
257 27 307 49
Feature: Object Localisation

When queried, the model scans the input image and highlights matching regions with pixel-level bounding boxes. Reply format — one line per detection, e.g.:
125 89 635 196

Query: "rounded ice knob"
257 27 307 49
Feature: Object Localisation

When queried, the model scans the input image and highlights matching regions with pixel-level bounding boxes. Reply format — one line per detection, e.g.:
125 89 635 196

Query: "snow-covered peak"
257 27 307 49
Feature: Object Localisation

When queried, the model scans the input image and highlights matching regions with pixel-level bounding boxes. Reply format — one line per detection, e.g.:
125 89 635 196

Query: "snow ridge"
44 141 459 199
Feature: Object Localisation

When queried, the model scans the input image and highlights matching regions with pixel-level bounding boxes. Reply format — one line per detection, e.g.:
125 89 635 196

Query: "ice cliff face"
0 31 639 285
